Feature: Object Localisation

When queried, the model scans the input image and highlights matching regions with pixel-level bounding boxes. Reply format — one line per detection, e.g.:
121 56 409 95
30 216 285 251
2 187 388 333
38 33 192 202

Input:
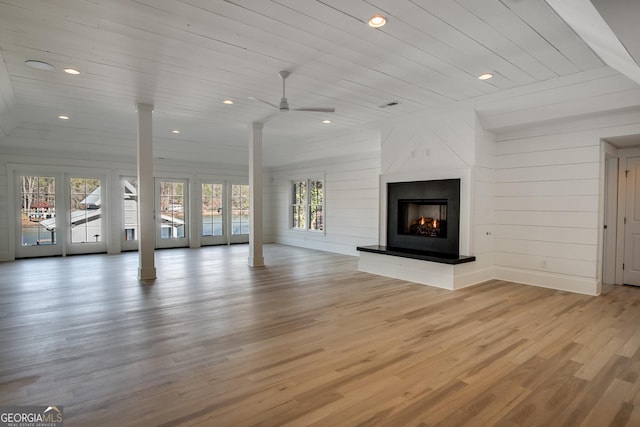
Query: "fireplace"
387 179 460 255
399 199 447 238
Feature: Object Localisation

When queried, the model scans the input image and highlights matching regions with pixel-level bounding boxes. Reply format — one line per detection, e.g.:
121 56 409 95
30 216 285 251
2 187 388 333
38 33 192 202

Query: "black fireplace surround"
387 179 460 256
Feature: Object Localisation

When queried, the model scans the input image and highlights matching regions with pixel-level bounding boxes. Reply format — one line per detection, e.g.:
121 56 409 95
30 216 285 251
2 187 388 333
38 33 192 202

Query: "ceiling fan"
250 71 335 113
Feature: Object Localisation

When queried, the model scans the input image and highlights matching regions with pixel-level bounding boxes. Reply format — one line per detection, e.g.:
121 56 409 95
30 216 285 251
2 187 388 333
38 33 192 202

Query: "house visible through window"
122 178 138 241
69 177 102 244
20 175 56 246
291 178 324 232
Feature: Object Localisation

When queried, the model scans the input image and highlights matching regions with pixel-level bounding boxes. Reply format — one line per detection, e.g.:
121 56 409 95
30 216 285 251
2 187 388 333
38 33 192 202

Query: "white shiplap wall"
493 109 640 295
265 151 381 256
380 106 477 255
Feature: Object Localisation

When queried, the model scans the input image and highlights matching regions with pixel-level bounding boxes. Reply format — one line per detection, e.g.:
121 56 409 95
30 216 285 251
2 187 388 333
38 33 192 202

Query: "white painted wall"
493 109 640 295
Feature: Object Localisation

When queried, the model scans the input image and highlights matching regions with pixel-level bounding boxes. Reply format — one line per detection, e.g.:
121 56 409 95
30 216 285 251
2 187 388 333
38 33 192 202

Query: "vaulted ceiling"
0 0 638 167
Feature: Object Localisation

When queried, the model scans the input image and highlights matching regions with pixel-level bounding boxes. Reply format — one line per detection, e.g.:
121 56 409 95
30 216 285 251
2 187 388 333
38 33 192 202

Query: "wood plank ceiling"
0 0 617 165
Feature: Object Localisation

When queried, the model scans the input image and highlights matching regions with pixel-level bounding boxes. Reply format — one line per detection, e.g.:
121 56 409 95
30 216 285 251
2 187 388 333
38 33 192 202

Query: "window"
202 183 224 237
122 178 138 241
309 179 324 231
159 180 186 239
291 178 324 232
231 184 249 235
20 175 56 246
292 181 306 230
69 177 102 243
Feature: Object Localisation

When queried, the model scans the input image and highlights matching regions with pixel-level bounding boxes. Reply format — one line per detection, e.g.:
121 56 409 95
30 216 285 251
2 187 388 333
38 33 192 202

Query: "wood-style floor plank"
1 244 640 426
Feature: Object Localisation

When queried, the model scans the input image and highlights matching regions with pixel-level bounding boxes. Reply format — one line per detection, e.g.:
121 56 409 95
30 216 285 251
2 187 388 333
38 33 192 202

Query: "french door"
156 179 189 248
66 176 107 255
15 172 107 258
15 175 61 258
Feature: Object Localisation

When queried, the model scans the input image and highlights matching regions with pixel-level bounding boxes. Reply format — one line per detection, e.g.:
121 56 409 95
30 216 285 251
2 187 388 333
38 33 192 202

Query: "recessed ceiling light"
25 60 55 71
64 67 80 75
368 14 386 28
223 99 234 105
478 73 493 80
58 115 69 120
322 119 332 124
171 129 180 134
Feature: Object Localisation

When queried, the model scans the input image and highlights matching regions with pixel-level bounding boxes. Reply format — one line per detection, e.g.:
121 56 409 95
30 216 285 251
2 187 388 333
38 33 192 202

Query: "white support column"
136 103 156 280
248 121 265 267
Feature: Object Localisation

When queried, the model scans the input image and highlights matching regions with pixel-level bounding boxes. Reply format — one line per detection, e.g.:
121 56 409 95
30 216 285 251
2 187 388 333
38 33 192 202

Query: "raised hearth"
357 245 475 265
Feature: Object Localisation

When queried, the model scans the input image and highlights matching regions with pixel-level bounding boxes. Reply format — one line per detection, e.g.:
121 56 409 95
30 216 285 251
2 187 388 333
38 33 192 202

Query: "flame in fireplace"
409 216 444 237
413 216 438 229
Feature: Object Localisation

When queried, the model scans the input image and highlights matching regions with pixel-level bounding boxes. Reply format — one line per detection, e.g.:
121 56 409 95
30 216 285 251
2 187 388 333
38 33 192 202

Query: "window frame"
290 177 325 234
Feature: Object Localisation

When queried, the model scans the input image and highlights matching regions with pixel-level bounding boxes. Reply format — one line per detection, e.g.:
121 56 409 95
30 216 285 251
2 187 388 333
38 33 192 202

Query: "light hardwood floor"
1 244 640 426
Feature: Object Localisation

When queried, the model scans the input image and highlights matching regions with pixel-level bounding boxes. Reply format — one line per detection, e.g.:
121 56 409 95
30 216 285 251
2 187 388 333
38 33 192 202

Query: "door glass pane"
70 177 102 243
123 178 138 241
160 181 185 239
202 183 223 237
20 176 56 246
231 184 249 235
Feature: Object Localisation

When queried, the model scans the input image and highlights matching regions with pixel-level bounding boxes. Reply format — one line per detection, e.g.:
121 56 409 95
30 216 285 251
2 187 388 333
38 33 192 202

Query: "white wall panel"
495 210 598 228
491 111 640 294
495 252 596 278
495 162 600 183
494 195 599 212
494 224 597 244
496 145 600 168
495 238 598 261
495 180 599 197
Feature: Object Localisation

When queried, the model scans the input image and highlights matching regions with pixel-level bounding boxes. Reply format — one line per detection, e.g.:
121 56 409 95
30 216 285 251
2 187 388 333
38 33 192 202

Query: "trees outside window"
231 184 249 235
291 178 324 232
202 183 224 237
292 180 306 230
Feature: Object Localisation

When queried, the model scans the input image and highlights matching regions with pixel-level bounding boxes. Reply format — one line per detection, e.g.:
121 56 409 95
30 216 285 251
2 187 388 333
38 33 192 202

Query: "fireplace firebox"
399 199 447 238
387 179 460 255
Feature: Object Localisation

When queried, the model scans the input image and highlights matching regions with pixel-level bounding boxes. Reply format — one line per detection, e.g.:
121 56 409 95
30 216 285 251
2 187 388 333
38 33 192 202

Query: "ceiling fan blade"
293 107 336 113
248 96 279 110
252 72 336 113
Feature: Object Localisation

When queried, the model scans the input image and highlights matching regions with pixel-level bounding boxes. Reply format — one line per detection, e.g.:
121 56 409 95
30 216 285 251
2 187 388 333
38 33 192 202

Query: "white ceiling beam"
545 0 640 85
